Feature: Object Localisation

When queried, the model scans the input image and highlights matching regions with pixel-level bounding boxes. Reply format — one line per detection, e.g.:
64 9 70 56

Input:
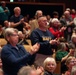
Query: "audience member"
49 18 66 39
66 8 71 13
2 20 10 33
0 1 10 26
56 42 74 74
71 9 76 19
43 57 58 75
18 31 29 45
60 10 74 42
52 11 59 19
10 7 24 31
1 28 40 75
46 15 52 28
30 10 43 33
18 66 37 75
72 27 76 35
30 16 59 66
65 56 76 75
23 22 31 39
18 65 43 75
68 34 76 57
71 65 76 75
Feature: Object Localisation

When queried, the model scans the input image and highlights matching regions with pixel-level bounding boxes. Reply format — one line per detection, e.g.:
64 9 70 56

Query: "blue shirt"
1 44 33 75
30 28 55 55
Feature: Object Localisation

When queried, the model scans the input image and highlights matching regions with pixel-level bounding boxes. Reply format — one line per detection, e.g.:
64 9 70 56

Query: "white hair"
35 10 42 16
4 28 18 41
43 57 56 69
71 34 76 41
51 18 59 23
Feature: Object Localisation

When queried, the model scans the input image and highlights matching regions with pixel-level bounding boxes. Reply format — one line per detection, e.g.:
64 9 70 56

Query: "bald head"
38 16 47 22
64 10 70 14
38 16 47 30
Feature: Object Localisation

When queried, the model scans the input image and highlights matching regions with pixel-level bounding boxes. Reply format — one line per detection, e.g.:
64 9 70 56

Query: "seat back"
0 38 7 47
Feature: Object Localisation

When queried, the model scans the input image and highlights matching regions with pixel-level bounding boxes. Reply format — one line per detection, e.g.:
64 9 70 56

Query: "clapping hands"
30 43 40 55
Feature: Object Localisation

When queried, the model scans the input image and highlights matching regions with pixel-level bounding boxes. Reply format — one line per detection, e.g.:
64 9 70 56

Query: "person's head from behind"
38 16 47 30
65 56 75 70
1 1 6 7
59 42 67 51
4 28 19 46
35 10 43 19
14 7 21 16
18 66 37 75
43 57 56 73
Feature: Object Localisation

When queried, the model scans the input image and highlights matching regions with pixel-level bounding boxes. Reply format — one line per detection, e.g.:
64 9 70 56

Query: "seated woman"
56 42 75 74
49 18 66 39
65 56 76 75
43 57 59 75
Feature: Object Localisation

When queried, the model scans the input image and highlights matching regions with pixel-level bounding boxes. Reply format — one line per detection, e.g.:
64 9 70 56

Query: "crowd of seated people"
0 1 76 75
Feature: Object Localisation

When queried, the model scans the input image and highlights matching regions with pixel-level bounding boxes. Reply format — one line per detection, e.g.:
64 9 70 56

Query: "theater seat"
54 61 61 74
0 38 7 47
26 39 31 45
23 45 31 52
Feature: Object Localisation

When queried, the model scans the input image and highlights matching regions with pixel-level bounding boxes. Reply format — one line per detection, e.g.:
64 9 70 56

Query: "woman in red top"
49 18 66 39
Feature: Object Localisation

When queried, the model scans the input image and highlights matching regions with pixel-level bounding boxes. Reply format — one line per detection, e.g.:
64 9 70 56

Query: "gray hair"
59 42 66 50
4 28 18 41
14 7 21 12
18 66 35 75
35 10 42 16
71 34 76 41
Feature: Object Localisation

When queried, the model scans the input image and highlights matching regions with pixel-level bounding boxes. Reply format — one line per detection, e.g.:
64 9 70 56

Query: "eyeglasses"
10 34 19 36
70 61 76 63
42 20 47 22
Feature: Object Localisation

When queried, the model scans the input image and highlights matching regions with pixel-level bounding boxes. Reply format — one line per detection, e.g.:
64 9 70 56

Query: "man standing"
30 16 58 65
0 1 10 26
1 28 40 75
10 7 24 31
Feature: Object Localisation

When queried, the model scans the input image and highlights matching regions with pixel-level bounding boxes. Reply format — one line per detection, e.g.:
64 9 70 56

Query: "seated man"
1 28 40 75
30 16 59 65
18 31 29 45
